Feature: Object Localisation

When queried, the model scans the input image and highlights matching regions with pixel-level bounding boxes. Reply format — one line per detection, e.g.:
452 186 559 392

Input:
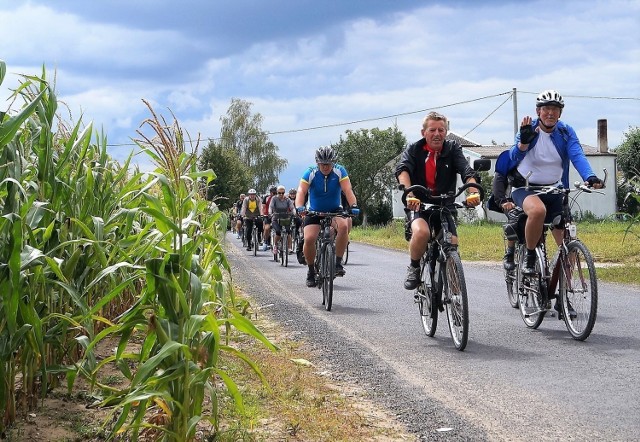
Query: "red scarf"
424 144 439 192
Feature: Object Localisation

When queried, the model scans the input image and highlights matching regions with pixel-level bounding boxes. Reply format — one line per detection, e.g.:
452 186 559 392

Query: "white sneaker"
261 243 268 251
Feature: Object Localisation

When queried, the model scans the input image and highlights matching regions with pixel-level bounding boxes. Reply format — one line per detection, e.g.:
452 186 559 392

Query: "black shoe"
503 252 515 271
554 300 577 319
246 245 252 251
335 263 346 277
297 249 307 265
404 265 421 290
306 270 316 287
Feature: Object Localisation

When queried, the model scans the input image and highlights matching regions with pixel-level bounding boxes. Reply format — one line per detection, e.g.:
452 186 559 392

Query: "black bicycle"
511 173 606 340
308 210 353 311
248 216 263 256
400 182 485 351
272 213 293 267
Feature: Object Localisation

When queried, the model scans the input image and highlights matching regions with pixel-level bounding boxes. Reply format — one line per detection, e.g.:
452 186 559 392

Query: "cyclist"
240 188 263 251
261 186 277 250
504 90 604 275
288 188 303 254
269 185 295 256
296 146 358 287
233 193 246 239
487 151 519 270
396 111 481 290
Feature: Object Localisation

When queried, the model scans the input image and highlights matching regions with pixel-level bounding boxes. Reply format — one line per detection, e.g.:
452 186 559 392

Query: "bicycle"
273 213 293 267
308 209 354 312
248 216 263 256
512 172 606 341
400 182 485 351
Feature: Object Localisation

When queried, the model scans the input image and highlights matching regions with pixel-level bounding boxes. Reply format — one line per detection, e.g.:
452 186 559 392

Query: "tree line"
200 99 640 224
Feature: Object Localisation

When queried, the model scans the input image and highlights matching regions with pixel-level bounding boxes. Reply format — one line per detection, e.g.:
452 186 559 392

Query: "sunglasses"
277 192 285 195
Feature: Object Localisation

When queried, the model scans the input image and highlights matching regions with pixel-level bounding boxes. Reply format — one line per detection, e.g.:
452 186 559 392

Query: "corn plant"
72 101 278 441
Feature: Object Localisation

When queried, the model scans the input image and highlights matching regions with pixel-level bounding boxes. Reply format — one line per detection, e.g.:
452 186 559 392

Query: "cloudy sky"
2 0 639 189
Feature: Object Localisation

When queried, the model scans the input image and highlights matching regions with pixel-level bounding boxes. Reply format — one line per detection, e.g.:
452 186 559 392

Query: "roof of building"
448 131 615 159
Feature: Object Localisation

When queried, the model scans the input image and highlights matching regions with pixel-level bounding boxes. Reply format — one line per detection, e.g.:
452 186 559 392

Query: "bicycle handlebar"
306 210 355 218
399 182 485 208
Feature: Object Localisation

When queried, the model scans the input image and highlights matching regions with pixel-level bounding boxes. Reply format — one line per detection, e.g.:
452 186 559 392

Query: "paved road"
225 233 640 441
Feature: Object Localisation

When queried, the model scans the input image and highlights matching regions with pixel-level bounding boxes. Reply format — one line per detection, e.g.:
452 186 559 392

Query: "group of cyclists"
230 145 360 289
231 89 605 302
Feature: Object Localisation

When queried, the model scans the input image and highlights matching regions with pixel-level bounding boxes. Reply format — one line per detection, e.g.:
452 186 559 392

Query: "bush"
365 199 394 226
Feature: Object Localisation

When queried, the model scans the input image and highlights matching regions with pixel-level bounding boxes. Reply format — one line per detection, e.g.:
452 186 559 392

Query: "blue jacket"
500 119 596 188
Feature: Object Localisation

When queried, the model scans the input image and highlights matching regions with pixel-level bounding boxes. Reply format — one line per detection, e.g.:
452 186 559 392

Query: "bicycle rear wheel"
505 246 520 309
252 228 258 256
418 256 438 337
322 242 335 311
559 240 598 341
517 248 546 329
443 251 468 351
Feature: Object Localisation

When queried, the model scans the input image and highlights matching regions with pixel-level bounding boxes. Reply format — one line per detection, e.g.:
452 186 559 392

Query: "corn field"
0 61 275 441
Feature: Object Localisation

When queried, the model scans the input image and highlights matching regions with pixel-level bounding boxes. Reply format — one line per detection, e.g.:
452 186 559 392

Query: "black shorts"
409 207 458 237
304 208 342 226
511 188 563 224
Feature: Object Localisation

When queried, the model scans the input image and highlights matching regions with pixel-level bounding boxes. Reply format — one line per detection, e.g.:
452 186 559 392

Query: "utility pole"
512 87 518 137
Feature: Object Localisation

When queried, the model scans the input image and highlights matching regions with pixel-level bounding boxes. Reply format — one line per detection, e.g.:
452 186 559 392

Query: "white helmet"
248 188 257 195
536 90 564 108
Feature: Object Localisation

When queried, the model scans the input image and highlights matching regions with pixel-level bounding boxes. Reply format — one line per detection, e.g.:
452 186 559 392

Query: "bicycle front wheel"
443 251 469 351
253 228 258 256
418 257 438 337
343 241 349 265
281 232 289 267
559 240 598 341
322 242 335 311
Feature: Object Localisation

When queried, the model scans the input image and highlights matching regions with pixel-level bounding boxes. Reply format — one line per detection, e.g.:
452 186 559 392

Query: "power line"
463 92 513 138
105 90 639 148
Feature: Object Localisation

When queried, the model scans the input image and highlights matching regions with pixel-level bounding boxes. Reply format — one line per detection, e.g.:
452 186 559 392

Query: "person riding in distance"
234 193 246 238
396 111 481 290
295 146 358 287
506 90 604 275
269 185 295 255
261 185 278 250
240 188 263 251
288 188 303 254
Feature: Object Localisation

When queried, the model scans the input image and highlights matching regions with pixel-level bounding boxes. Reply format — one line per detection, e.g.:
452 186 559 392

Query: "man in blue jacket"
506 90 604 274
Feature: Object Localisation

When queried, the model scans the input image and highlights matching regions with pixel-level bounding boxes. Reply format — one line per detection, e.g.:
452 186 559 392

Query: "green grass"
351 219 640 285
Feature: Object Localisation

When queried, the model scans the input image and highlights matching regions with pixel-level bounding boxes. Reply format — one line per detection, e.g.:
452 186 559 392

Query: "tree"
219 98 287 192
616 126 640 179
334 126 407 225
199 141 252 211
616 126 640 217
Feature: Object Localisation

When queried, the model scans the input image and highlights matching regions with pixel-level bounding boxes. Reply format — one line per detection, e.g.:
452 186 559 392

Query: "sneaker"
503 252 515 271
306 269 316 287
297 249 307 265
335 263 346 277
246 245 252 251
261 243 268 251
404 265 421 290
522 256 537 275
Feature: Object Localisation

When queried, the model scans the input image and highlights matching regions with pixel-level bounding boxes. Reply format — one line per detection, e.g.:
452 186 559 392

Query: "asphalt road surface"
225 233 640 441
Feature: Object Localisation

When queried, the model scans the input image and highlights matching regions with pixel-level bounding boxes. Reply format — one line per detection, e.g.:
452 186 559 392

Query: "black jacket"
395 138 478 199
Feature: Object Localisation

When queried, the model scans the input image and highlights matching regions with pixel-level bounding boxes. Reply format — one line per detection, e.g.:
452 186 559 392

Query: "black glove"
519 124 536 145
586 176 604 187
